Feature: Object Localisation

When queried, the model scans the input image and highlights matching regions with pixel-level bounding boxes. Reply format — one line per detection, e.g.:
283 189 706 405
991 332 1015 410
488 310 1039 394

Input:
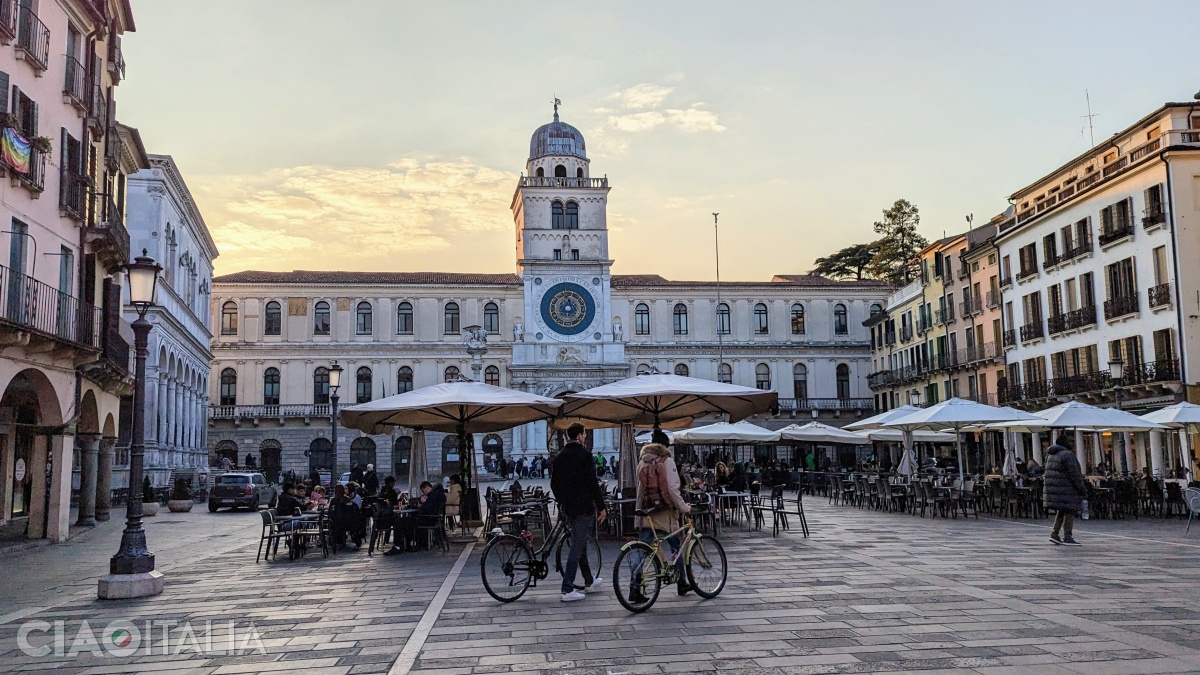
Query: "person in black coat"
550 423 606 601
1043 434 1088 546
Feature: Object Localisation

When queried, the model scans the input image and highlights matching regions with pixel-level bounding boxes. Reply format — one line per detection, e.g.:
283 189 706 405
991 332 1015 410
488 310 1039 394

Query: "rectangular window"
552 249 561 260
1153 328 1175 363
570 249 580 260
1079 273 1094 308
1105 258 1137 299
1145 184 1165 222
634 305 650 335
1043 233 1057 265
1048 284 1063 316
1153 246 1168 286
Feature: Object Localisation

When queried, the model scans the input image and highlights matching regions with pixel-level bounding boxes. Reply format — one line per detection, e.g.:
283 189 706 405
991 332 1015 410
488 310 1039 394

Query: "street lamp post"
99 250 164 600
1109 356 1127 476
329 362 343 484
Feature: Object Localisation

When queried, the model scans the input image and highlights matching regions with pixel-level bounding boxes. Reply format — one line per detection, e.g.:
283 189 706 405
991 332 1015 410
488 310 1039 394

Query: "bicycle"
479 506 602 602
611 508 728 613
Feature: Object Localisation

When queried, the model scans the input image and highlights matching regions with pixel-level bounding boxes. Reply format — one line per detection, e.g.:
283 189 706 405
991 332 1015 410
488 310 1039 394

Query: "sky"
119 1 1200 280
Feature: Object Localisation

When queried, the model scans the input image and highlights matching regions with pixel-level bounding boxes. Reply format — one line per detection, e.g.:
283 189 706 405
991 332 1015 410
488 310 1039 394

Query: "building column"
1149 431 1165 477
1133 433 1147 473
180 388 190 462
45 435 72 543
27 435 48 539
1031 432 1043 465
157 375 169 449
1121 432 1134 476
165 378 177 460
74 434 100 527
96 437 115 521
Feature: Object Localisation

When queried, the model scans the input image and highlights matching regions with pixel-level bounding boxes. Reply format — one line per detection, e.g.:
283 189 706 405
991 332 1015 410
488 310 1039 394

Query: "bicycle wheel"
685 535 727 599
480 535 533 603
612 541 661 613
554 531 603 583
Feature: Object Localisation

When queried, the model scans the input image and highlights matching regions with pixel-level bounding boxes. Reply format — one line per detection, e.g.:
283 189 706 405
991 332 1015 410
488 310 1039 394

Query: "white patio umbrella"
778 422 867 445
1140 402 1200 432
845 405 924 471
865 429 956 443
1030 400 1169 432
634 429 675 444
1002 445 1019 477
560 372 777 487
673 420 781 444
884 398 1037 481
896 446 916 476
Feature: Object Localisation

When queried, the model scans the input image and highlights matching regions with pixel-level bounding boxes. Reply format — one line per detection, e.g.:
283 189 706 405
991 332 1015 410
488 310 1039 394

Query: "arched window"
264 301 281 336
263 367 280 406
554 164 566 178
356 301 373 335
836 363 851 399
634 303 651 335
444 365 460 382
483 302 499 334
793 364 808 402
718 363 732 384
716 303 730 335
674 363 689 377
535 166 544 177
636 363 651 375
551 200 565 229
307 438 332 472
393 436 412 477
219 367 237 406
314 301 330 335
790 303 805 335
396 301 414 334
442 435 462 475
220 301 238 335
350 437 376 470
485 365 500 387
673 303 688 335
870 303 883 317
444 302 460 334
564 201 579 229
356 366 372 404
755 363 771 390
397 366 413 393
576 167 584 178
834 303 848 335
754 303 769 334
313 367 330 404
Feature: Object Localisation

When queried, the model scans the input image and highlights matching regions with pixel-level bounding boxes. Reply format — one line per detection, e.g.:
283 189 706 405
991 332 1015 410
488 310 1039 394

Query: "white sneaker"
560 590 586 602
585 576 604 592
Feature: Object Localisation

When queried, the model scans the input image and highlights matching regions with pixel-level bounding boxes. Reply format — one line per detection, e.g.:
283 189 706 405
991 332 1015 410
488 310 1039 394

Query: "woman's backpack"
638 456 669 511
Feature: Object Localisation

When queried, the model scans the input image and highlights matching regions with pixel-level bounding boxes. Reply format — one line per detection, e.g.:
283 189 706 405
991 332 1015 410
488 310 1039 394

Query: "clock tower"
509 103 628 423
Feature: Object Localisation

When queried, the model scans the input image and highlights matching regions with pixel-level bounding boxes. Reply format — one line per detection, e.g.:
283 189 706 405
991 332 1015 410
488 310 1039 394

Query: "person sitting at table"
715 462 730 487
1026 458 1043 477
445 474 462 529
329 484 364 550
384 481 446 555
729 465 748 492
379 476 399 505
309 485 329 508
346 481 364 508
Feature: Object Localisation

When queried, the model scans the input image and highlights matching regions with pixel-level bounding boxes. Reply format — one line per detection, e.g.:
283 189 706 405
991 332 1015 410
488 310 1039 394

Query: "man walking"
1044 434 1088 546
550 423 606 602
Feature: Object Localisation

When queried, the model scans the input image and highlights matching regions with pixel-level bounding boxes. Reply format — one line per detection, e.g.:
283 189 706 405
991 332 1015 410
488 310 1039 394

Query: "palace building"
207 108 889 481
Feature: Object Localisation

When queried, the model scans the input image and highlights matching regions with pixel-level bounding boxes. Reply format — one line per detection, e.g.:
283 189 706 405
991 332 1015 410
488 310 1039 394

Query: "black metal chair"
256 509 288 563
416 504 450 552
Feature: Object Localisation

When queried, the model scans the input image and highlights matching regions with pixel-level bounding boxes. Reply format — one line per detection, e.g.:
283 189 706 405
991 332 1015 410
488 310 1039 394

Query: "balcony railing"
16 147 47 193
1124 359 1180 387
0 264 101 349
1148 283 1171 309
1016 266 1037 282
1047 305 1097 335
1000 360 1182 405
1050 370 1113 398
1019 322 1043 342
59 172 87 221
777 398 874 412
108 33 125 83
999 274 1012 288
1104 295 1139 321
900 325 913 342
102 328 129 377
985 289 1001 308
1002 328 1016 349
916 317 933 334
960 296 982 317
87 86 108 136
63 54 90 110
1061 236 1093 262
1043 250 1061 269
867 371 896 388
209 403 333 421
1143 206 1167 230
0 0 15 43
1128 137 1161 164
519 176 608 189
15 6 49 71
957 266 968 280
87 195 131 268
1102 156 1129 178
1098 221 1134 247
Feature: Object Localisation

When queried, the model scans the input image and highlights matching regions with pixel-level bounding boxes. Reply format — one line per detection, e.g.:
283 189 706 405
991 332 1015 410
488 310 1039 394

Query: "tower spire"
553 96 561 121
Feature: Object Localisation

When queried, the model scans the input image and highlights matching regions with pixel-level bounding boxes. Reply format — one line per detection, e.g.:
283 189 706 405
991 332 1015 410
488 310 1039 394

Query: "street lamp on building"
329 362 343 483
99 250 163 599
1109 356 1128 476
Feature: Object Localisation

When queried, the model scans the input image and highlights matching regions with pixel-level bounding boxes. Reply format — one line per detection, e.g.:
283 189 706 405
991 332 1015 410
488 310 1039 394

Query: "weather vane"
552 96 561 121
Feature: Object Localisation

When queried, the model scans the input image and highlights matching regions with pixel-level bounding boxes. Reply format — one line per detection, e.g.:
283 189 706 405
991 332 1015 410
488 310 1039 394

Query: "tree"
866 199 928 285
811 241 881 280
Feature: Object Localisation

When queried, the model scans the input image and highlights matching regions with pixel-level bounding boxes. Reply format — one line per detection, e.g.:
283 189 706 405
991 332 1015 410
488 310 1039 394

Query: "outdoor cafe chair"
1184 488 1200 534
256 509 288 563
955 480 979 519
912 480 931 517
827 474 841 505
416 504 450 552
1166 482 1188 518
367 502 395 556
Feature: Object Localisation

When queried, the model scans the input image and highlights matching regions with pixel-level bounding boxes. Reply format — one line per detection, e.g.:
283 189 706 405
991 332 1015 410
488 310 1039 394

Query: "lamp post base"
97 571 165 599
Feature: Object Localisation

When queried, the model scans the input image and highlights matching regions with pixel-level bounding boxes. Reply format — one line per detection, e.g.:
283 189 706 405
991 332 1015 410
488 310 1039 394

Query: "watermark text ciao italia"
16 619 265 658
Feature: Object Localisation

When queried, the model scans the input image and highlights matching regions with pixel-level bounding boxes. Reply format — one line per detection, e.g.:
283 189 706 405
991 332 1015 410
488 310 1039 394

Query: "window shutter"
0 71 8 115
30 99 37 136
9 84 16 115
60 127 67 164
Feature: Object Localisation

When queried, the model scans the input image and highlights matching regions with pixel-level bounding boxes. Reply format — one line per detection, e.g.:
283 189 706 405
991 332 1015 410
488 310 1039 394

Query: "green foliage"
865 199 928 285
812 241 881 280
142 475 156 504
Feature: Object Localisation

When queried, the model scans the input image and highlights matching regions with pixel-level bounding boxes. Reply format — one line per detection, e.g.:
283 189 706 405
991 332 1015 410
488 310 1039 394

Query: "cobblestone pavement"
3 491 1200 675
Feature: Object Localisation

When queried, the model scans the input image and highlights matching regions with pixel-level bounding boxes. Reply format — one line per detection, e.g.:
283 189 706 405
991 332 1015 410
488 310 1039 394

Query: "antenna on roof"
552 96 561 121
1082 89 1099 147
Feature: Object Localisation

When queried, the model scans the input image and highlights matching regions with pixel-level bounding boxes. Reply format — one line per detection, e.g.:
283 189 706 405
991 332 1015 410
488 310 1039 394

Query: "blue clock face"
540 282 595 336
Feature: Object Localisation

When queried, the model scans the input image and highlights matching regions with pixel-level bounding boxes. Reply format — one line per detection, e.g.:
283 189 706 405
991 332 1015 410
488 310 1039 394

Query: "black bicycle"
479 507 602 602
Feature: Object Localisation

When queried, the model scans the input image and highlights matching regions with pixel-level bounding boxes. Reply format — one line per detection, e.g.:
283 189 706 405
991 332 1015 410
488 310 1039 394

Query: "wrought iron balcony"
867 371 896 388
960 296 982 317
985 289 1001 308
999 274 1012 288
15 147 47 193
1104 295 1139 321
1016 265 1038 282
1061 236 1093 262
1148 283 1172 309
15 6 48 71
1124 359 1180 386
1098 223 1134 247
86 195 131 272
519 176 608 189
1143 206 1168 229
916 317 933 334
900 325 913 342
1019 322 1043 342
1002 328 1016 349
63 54 90 111
107 33 125 83
0 264 101 350
59 171 88 222
0 0 15 43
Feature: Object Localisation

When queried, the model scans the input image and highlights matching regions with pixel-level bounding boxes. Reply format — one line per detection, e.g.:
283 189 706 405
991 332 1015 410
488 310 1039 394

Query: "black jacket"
277 492 305 516
364 471 379 496
419 485 446 515
551 441 605 518
1043 445 1088 514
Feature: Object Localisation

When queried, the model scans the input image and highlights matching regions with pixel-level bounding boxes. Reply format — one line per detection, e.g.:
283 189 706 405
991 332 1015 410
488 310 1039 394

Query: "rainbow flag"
2 127 30 174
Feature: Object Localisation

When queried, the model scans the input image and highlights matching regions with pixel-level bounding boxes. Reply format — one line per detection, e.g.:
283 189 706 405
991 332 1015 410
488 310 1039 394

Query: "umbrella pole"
457 420 482 526
955 430 966 485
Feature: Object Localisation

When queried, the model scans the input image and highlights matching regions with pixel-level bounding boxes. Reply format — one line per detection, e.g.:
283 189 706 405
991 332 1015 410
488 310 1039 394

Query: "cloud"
192 157 518 271
609 83 675 109
665 105 726 133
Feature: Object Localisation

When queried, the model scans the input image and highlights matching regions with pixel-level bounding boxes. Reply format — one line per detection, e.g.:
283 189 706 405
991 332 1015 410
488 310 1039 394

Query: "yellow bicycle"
612 509 727 613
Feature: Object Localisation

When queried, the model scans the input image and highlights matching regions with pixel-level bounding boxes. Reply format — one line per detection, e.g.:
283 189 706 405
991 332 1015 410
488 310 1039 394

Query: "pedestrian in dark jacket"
550 423 606 602
1043 434 1088 546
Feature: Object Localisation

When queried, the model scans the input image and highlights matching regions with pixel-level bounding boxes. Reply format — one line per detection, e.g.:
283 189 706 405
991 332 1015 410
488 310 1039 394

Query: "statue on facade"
461 325 488 349
514 318 524 342
557 346 586 365
612 317 623 342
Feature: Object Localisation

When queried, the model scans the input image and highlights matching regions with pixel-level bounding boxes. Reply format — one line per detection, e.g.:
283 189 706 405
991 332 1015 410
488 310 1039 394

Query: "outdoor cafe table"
715 491 752 529
604 497 637 539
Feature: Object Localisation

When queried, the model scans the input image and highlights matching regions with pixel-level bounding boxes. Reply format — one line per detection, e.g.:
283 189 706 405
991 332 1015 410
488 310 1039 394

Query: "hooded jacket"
1043 444 1088 514
634 445 691 530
